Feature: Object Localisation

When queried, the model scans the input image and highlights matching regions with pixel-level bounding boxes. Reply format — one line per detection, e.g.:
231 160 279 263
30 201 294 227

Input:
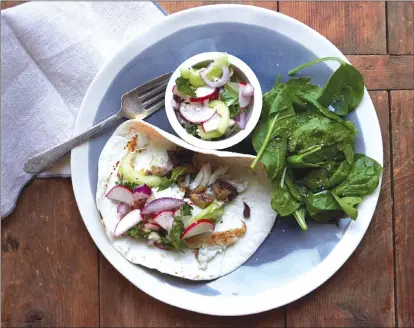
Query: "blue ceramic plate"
71 5 383 316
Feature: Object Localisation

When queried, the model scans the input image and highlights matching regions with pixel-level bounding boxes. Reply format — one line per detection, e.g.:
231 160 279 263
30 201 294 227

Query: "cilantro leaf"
176 76 196 97
220 90 241 118
182 203 193 216
169 220 186 250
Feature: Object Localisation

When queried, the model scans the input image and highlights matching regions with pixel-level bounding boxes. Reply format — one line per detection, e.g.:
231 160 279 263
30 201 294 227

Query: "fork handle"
24 112 122 175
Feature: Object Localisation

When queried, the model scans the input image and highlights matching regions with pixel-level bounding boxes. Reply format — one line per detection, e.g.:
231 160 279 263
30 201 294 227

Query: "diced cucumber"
118 153 167 187
197 128 222 140
180 68 190 79
206 54 229 81
188 68 206 87
209 100 230 134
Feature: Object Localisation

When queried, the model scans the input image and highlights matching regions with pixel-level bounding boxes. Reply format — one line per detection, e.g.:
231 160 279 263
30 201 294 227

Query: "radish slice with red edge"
242 83 254 97
180 219 215 239
106 185 133 204
113 209 143 237
132 184 152 201
202 113 222 132
144 222 163 231
179 103 216 123
141 197 185 215
190 86 216 102
153 210 174 231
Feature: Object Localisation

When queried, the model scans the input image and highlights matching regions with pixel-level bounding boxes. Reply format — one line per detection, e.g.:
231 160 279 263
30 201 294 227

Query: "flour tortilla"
97 120 276 280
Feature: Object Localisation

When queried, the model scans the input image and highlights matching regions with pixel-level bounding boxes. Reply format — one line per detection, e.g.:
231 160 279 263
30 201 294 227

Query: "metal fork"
24 72 173 175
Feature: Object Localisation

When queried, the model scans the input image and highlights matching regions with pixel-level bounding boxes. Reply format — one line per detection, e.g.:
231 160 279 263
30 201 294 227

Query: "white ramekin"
165 52 262 150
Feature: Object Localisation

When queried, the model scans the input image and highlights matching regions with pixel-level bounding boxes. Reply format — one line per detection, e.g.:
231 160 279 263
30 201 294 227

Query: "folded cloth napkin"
1 1 166 218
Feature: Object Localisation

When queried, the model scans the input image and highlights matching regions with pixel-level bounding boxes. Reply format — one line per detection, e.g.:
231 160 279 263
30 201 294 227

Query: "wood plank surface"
391 90 414 328
286 92 395 327
387 2 414 55
99 255 284 327
348 55 414 90
279 1 387 54
159 1 277 13
1 179 99 327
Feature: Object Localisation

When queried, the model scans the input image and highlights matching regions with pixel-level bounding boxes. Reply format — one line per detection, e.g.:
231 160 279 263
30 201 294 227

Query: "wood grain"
279 1 386 55
388 2 414 55
0 1 26 10
286 92 395 327
391 90 414 328
99 254 284 327
159 1 277 14
1 179 99 327
348 55 414 90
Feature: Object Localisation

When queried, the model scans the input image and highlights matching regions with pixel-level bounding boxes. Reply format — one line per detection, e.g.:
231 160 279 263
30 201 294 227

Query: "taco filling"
105 142 250 269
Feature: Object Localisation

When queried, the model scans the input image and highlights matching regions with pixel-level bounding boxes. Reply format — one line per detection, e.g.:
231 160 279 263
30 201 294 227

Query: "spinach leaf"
220 90 241 118
175 76 196 97
169 220 186 250
271 179 301 216
297 91 344 123
331 193 362 220
302 161 340 191
286 146 325 168
269 78 310 116
293 206 308 231
284 171 303 202
157 167 185 191
325 160 352 189
302 159 352 192
289 57 364 116
305 192 344 222
331 154 382 197
274 74 282 88
252 123 287 178
287 116 356 164
251 112 291 169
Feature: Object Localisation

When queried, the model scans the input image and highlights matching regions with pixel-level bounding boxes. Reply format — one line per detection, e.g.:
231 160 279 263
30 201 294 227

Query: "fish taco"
96 120 276 280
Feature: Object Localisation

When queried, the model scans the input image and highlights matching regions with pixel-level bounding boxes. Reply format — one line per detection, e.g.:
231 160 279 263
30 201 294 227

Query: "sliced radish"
172 85 189 101
239 85 252 109
106 185 133 204
190 86 216 102
141 197 185 215
180 219 215 239
144 222 163 232
113 209 143 237
242 83 254 97
153 210 174 231
202 113 222 132
179 103 216 123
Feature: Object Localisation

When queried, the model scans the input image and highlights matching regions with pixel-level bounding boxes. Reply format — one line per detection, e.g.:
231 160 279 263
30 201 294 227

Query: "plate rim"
71 4 383 316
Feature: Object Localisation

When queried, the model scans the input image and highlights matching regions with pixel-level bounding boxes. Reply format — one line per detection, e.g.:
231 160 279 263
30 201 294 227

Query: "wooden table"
2 1 413 327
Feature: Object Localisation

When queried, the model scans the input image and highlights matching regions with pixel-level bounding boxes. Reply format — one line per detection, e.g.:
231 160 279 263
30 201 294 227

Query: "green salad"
251 57 383 231
171 53 255 140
